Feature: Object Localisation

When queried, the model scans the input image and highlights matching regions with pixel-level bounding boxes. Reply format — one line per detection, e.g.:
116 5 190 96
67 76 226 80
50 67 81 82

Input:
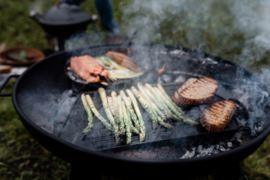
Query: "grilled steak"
200 100 237 132
172 76 218 106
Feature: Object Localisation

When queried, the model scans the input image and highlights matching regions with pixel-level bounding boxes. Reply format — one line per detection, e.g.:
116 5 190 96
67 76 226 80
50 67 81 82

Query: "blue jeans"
65 0 120 36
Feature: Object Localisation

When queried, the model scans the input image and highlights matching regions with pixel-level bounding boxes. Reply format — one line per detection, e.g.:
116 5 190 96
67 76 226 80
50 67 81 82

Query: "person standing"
64 0 124 41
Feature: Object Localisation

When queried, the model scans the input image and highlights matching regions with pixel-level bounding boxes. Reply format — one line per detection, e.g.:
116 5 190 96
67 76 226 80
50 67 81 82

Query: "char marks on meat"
201 100 237 132
172 76 218 106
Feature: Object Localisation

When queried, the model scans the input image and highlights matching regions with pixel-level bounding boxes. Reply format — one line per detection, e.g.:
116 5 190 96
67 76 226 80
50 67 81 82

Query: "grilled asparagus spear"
98 88 120 145
152 109 174 129
126 89 145 142
155 86 198 125
107 96 115 115
131 86 158 129
120 90 140 132
117 96 126 135
144 83 180 121
137 83 167 121
126 103 140 134
122 100 132 144
138 83 173 129
85 94 112 130
139 83 166 113
81 94 93 133
108 95 122 126
157 84 185 113
111 91 118 115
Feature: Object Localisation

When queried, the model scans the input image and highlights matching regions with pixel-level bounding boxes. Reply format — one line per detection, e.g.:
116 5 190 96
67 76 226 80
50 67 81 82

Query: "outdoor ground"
1 0 270 179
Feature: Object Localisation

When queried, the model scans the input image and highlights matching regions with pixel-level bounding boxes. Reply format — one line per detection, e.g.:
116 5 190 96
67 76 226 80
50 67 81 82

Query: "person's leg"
95 0 120 36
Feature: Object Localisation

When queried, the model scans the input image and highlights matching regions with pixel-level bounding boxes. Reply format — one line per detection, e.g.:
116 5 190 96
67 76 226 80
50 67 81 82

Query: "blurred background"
1 0 270 179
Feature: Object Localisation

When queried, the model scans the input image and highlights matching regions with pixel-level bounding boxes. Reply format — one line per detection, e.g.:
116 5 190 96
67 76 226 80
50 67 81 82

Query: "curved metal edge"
11 43 270 166
38 18 94 27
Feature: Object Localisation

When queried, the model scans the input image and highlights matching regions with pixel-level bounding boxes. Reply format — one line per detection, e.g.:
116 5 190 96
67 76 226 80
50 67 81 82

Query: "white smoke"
231 1 270 67
29 0 51 14
65 31 106 51
121 0 213 44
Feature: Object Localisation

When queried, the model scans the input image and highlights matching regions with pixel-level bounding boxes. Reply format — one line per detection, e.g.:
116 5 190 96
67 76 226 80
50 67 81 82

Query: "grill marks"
200 100 237 132
172 76 218 106
172 76 237 132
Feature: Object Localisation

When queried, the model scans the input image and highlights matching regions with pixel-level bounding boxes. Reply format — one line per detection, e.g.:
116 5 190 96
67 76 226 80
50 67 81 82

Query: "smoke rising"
232 1 270 69
65 31 106 51
120 0 212 44
29 0 53 14
121 0 270 132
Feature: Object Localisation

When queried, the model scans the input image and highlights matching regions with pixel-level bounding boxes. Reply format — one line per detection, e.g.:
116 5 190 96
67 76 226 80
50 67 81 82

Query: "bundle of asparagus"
80 89 145 145
98 88 120 145
99 88 143 145
130 83 198 129
80 83 197 145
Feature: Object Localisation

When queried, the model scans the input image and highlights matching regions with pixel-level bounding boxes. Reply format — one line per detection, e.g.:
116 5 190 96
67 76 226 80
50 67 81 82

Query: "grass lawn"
1 0 270 179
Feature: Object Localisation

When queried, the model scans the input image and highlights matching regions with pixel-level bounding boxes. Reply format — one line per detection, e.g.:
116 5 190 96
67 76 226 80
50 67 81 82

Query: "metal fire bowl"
10 44 270 179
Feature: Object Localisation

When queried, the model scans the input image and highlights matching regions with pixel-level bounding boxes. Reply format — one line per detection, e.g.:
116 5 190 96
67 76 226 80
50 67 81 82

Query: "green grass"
241 136 270 180
0 80 71 180
1 0 270 179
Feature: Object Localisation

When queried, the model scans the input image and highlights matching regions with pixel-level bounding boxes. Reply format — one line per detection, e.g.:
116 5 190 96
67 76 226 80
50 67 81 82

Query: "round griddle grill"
2 44 270 179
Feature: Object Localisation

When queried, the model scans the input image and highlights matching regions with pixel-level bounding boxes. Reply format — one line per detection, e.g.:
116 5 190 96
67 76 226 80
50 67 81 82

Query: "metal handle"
0 75 20 97
121 30 138 47
29 10 41 23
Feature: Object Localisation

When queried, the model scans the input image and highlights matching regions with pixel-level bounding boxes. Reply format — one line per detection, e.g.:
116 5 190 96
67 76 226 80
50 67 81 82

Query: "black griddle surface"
57 83 245 151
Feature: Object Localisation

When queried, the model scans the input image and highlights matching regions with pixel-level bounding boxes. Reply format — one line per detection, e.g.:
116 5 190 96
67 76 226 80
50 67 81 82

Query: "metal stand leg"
70 164 102 180
216 163 241 180
57 37 65 51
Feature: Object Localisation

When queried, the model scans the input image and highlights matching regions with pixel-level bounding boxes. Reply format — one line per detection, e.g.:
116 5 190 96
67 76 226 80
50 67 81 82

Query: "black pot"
29 3 97 39
1 44 270 179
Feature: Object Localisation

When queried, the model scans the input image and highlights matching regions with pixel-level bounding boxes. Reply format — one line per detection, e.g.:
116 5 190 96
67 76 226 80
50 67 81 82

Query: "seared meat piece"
106 51 143 72
172 76 218 106
200 100 237 132
70 55 108 83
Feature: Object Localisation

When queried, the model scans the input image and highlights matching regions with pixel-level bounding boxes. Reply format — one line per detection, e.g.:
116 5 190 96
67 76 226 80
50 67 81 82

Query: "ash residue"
181 142 232 159
108 130 250 159
111 144 183 159
181 131 250 159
